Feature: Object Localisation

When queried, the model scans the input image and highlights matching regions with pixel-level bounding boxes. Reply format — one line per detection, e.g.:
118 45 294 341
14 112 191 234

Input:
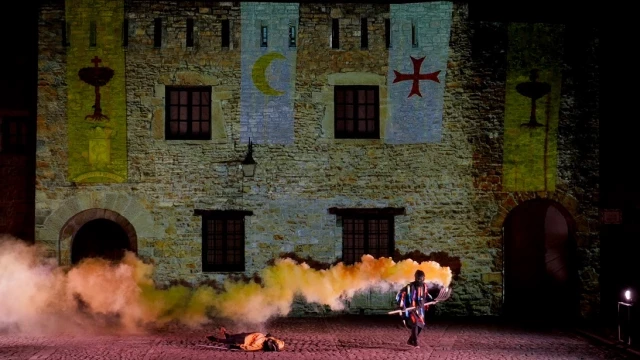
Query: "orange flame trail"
0 237 452 333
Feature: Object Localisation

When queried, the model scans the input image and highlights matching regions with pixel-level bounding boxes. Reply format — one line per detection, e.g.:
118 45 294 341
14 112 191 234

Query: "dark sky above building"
0 1 36 110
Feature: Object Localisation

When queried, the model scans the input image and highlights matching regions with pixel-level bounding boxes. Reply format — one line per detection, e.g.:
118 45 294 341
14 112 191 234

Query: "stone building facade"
36 0 600 318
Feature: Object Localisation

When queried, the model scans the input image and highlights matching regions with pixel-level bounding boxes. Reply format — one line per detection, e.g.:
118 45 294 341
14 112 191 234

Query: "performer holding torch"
394 270 432 347
390 269 452 348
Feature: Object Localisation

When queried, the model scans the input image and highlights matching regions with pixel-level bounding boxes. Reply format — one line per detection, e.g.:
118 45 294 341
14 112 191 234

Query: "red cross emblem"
393 56 441 98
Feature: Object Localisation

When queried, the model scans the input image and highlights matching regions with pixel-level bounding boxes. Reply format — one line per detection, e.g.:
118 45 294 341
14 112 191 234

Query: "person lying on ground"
206 327 285 351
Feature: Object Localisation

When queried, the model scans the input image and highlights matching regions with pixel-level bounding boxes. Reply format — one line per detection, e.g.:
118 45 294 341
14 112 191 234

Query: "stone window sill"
163 139 228 145
331 138 382 145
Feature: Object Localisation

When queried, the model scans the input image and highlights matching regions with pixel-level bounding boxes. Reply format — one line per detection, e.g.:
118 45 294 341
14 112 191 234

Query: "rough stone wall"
556 24 600 315
465 19 600 317
36 1 600 318
37 1 69 255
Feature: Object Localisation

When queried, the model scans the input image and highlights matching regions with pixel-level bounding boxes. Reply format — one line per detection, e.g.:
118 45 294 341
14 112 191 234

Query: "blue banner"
386 2 453 144
240 2 298 145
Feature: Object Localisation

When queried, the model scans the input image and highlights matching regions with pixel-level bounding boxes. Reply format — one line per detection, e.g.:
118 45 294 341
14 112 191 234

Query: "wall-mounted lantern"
241 138 256 177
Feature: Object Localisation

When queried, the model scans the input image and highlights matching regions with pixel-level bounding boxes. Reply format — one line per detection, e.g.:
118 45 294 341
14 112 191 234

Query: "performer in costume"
396 269 433 347
206 327 285 351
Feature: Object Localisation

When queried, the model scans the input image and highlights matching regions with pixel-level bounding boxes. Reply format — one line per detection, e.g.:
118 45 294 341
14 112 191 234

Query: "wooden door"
503 199 578 324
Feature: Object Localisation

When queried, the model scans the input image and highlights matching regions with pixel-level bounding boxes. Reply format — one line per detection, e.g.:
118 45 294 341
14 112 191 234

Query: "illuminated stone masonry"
36 1 600 319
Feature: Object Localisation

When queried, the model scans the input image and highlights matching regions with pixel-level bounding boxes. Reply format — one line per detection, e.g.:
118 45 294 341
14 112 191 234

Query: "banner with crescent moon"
65 0 127 183
503 23 564 192
240 2 298 145
385 2 453 144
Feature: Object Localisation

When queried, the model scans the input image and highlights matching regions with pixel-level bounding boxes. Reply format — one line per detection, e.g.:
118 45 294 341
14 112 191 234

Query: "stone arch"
38 193 158 266
63 209 137 264
490 191 580 237
485 189 601 320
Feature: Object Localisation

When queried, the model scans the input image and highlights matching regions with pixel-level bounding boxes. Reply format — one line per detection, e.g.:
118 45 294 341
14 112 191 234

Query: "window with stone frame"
0 116 29 154
165 86 212 140
329 208 404 265
334 86 380 139
196 210 252 272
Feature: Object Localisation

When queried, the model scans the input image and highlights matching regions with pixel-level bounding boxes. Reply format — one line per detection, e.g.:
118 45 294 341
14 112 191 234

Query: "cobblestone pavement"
1 316 639 360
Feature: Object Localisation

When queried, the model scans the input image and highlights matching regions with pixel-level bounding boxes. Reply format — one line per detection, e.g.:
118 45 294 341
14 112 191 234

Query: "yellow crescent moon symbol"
252 52 287 96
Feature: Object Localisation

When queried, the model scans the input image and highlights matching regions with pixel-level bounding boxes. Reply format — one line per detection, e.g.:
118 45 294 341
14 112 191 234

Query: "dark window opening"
62 20 70 47
260 25 268 47
195 210 253 272
331 18 339 49
342 216 394 265
289 24 296 48
165 86 212 140
411 22 418 48
0 117 30 154
123 19 129 47
334 86 379 139
360 17 368 49
329 207 403 266
89 20 97 47
186 18 194 47
154 18 162 48
385 18 391 49
221 19 230 48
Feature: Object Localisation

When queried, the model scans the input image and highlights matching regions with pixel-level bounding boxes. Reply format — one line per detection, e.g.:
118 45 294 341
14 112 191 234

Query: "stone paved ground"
1 316 639 360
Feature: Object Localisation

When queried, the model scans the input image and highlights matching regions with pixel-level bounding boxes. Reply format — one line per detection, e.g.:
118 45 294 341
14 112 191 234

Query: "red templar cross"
393 56 441 98
91 56 102 67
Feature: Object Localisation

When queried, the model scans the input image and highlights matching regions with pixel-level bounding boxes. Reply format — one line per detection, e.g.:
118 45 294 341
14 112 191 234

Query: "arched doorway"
71 218 131 264
503 199 579 324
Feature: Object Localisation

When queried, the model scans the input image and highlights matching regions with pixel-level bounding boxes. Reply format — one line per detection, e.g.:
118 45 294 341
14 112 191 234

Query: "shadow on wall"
271 250 461 280
159 251 461 293
393 250 462 281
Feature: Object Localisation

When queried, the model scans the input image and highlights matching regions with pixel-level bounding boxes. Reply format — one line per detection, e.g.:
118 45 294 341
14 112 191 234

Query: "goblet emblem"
78 56 114 121
516 69 551 128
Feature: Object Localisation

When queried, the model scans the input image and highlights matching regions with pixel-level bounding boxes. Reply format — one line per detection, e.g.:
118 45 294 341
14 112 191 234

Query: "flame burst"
0 236 451 333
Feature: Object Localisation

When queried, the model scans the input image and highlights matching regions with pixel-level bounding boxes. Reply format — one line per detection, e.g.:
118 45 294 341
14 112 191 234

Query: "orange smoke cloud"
0 236 452 333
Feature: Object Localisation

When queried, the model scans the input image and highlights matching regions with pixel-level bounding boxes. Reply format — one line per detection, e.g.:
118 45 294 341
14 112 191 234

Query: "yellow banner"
503 23 563 192
66 0 126 183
